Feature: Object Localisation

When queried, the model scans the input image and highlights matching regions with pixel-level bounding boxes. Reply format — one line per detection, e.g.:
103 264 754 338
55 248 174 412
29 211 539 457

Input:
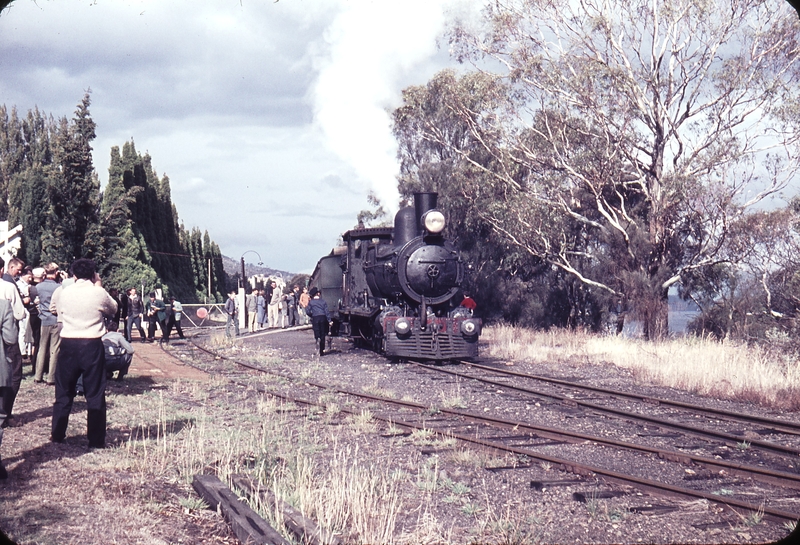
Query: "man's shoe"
88 442 105 449
50 435 64 444
0 461 7 480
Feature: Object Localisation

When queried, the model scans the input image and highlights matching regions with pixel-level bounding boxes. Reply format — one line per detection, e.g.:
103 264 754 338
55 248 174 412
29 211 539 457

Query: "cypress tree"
0 96 232 301
41 93 100 267
0 105 24 221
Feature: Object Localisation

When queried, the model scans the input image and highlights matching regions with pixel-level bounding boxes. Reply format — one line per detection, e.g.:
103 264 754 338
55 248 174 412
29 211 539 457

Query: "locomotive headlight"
460 319 479 336
422 210 446 234
394 318 411 335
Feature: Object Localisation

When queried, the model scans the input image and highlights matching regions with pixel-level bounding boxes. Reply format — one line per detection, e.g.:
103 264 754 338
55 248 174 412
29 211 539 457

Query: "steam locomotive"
309 192 481 361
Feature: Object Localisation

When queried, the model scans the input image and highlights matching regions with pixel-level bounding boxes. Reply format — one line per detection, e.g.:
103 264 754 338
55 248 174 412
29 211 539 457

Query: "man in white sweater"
50 259 117 449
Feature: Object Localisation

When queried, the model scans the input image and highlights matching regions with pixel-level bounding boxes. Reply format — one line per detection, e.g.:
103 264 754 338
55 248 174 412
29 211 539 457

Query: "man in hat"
306 287 331 356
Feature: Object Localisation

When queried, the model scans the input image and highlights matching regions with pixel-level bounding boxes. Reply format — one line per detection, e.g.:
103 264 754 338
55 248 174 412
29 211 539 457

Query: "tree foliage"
0 93 230 302
395 0 800 338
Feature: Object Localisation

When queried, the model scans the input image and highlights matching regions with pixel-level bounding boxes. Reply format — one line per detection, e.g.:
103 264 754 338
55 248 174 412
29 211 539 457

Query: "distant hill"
221 255 296 281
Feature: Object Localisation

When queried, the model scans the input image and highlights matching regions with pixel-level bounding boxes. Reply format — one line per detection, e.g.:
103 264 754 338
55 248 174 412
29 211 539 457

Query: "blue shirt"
36 278 61 327
307 298 330 320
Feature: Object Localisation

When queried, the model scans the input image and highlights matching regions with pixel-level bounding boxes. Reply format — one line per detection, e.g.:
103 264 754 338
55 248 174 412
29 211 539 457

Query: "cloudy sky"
0 0 481 273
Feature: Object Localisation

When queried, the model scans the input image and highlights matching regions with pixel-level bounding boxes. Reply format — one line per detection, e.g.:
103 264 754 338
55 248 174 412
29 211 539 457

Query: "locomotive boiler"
309 192 481 361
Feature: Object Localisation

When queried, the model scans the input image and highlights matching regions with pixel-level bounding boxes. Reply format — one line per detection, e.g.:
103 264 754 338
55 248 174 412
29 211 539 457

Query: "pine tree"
0 96 231 302
0 105 24 221
8 167 49 265
41 93 100 267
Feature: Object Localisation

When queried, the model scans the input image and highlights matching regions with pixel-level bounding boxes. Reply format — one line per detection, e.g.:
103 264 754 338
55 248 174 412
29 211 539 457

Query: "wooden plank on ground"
192 474 289 545
231 473 343 545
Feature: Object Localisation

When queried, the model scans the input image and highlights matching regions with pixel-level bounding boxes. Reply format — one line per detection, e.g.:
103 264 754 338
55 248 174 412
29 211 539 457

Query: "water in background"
621 293 700 337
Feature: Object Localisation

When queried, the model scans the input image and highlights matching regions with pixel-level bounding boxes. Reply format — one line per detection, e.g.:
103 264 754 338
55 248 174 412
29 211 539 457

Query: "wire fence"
179 303 228 328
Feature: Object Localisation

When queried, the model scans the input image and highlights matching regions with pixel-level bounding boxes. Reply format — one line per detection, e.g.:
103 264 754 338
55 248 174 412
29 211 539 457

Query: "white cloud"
0 0 470 273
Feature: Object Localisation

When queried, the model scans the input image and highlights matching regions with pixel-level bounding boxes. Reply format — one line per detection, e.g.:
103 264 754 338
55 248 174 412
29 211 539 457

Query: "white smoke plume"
311 0 454 215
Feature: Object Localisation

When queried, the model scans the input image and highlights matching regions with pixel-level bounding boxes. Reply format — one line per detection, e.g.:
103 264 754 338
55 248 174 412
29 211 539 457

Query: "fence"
179 303 228 328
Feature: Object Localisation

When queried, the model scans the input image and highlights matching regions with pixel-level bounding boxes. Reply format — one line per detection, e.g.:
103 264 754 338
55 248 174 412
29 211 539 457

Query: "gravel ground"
0 328 797 544
226 327 800 544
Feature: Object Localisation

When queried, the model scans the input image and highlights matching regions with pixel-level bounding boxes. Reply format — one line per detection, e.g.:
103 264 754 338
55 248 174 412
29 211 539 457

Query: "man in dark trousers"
125 287 146 342
50 258 117 448
306 287 330 356
144 292 167 343
165 296 186 340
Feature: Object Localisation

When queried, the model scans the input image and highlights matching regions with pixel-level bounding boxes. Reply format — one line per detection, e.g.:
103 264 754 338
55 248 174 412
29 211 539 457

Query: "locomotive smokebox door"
399 241 462 305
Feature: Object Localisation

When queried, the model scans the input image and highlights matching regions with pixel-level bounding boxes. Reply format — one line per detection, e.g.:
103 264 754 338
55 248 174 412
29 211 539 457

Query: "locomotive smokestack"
394 192 440 247
414 192 438 234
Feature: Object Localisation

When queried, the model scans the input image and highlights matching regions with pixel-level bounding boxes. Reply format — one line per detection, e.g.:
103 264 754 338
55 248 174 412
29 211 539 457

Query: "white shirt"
0 279 26 321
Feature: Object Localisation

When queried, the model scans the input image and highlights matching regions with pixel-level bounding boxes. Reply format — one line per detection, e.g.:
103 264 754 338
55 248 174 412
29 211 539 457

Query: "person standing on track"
288 286 299 327
166 296 186 340
145 292 167 343
298 286 310 325
246 289 257 333
268 281 280 328
306 287 330 356
256 289 266 330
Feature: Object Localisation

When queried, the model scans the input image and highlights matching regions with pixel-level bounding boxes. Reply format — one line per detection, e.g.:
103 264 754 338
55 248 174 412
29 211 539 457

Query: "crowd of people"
0 256 188 480
0 260 378 479
119 288 185 344
224 282 312 338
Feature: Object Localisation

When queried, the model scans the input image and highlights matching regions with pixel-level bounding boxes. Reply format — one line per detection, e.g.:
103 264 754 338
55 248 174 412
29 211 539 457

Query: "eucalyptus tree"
394 70 611 328
444 0 800 338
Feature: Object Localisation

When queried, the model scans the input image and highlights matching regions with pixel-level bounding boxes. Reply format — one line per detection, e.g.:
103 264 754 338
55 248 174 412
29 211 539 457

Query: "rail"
167 340 800 525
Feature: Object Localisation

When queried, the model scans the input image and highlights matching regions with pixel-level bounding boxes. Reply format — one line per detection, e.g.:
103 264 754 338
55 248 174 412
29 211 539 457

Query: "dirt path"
0 335 233 545
127 338 210 380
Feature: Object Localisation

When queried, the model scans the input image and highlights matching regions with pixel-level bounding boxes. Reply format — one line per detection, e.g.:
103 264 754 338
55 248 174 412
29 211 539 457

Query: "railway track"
162 334 800 526
414 362 800 457
460 361 800 436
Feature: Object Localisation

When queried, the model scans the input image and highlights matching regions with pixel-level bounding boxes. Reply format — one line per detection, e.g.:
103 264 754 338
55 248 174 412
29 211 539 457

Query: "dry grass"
484 325 800 409
113 389 408 543
269 443 404 544
105 382 536 545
